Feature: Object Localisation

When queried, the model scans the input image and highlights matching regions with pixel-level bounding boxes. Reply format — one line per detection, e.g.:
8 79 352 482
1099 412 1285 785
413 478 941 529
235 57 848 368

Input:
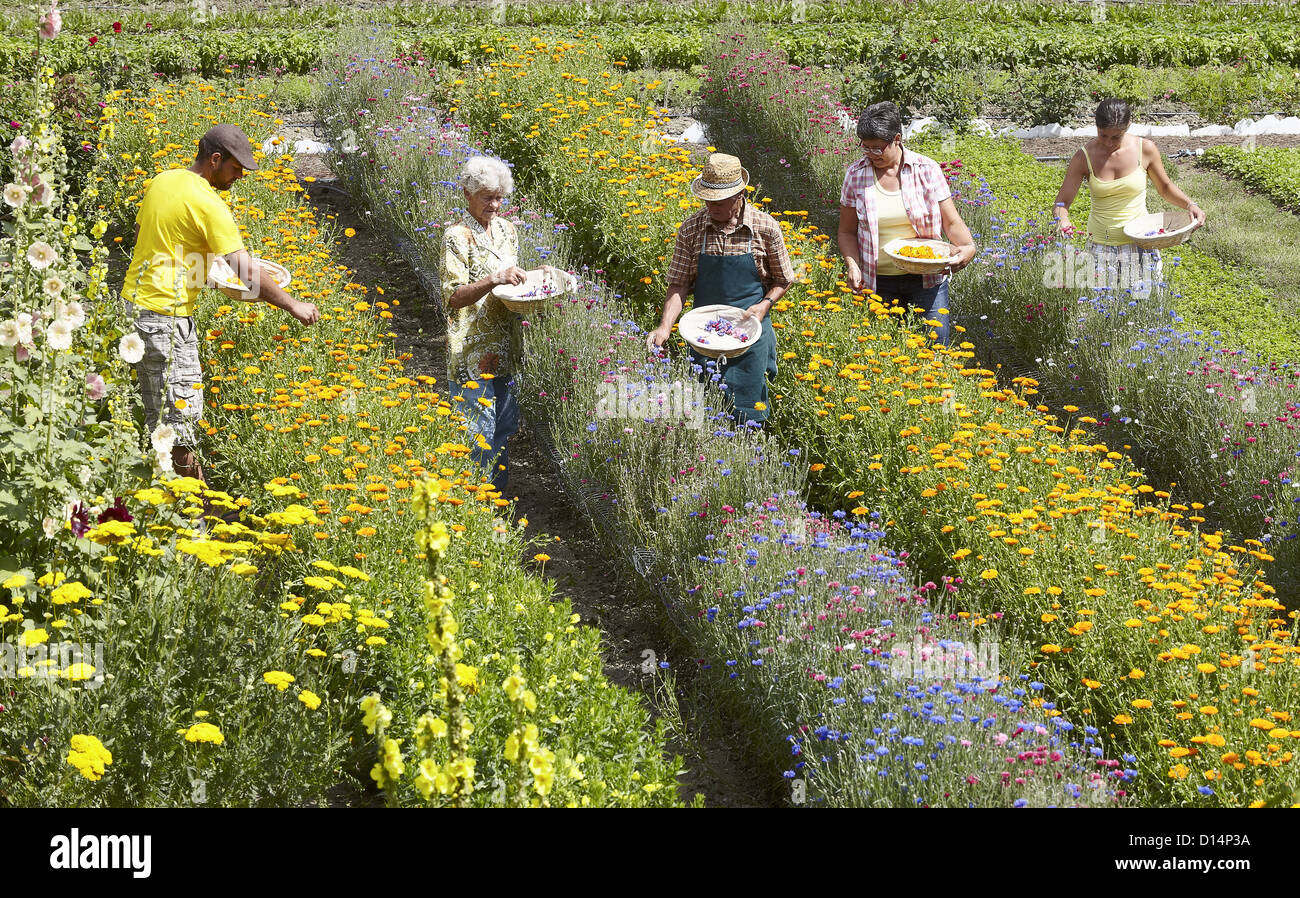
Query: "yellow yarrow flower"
66 734 113 781
50 581 92 605
263 670 296 691
183 722 225 745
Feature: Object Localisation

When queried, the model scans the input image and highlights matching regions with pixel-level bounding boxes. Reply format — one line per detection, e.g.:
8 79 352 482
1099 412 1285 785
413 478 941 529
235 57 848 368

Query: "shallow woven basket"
1123 210 1195 250
881 237 957 275
491 268 567 314
679 303 760 360
207 256 291 300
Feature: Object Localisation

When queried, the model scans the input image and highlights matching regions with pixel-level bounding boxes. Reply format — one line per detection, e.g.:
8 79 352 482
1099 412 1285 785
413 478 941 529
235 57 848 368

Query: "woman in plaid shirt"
838 102 977 345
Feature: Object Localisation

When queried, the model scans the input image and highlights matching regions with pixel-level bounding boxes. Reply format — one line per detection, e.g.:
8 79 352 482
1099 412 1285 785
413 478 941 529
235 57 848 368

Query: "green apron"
687 231 778 424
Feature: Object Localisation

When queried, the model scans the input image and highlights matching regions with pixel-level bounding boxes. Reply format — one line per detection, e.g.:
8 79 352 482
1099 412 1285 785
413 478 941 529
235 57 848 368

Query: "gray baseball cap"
200 124 259 171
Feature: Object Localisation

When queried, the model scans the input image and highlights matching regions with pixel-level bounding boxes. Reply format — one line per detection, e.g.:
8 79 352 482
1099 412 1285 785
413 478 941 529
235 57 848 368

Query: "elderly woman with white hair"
441 154 528 489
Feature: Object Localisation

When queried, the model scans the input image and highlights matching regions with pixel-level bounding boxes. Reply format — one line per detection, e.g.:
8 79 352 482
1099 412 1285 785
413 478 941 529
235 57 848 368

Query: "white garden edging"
900 114 1300 140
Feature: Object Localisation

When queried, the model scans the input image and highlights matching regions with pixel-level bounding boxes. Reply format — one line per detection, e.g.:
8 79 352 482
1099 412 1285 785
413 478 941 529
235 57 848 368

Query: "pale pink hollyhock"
45 318 73 351
29 177 53 207
15 345 31 363
25 241 56 270
118 332 144 364
39 3 62 40
55 298 84 327
86 372 107 400
15 312 33 346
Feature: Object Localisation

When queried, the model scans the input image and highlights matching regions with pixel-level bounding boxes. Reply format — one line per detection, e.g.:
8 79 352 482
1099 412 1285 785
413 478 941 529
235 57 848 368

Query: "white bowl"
881 237 957 275
207 255 291 299
679 304 761 360
1122 210 1195 249
491 267 572 313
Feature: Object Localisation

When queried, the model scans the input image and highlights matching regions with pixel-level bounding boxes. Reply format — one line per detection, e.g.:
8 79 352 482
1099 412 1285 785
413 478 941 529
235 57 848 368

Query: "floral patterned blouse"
441 213 519 383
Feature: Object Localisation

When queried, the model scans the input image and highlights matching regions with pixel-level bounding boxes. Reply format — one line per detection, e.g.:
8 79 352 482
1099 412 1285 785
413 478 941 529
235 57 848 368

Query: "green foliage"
998 65 1090 127
1201 144 1300 214
1091 64 1156 118
265 74 318 112
925 68 988 132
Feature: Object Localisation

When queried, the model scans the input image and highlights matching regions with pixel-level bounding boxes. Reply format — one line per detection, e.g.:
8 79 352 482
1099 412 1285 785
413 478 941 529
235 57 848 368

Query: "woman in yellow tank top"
1053 99 1205 296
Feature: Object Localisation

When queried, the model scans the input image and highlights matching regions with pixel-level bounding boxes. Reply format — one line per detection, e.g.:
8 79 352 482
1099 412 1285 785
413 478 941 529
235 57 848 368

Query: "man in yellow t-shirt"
121 124 320 482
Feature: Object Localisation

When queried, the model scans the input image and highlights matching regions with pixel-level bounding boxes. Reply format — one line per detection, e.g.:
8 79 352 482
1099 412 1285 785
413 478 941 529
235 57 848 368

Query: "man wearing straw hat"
646 152 793 425
121 123 319 484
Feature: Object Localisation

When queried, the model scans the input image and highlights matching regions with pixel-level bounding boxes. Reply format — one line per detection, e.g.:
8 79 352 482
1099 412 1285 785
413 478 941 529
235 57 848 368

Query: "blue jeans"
460 375 519 489
874 274 952 345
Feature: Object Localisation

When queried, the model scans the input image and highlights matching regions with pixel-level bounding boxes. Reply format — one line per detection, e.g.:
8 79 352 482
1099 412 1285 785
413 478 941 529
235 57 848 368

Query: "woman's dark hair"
857 102 902 143
1095 98 1132 130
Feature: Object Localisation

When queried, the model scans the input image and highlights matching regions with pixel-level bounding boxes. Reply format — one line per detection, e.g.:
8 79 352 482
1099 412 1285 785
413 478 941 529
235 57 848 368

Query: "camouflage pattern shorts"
129 304 203 448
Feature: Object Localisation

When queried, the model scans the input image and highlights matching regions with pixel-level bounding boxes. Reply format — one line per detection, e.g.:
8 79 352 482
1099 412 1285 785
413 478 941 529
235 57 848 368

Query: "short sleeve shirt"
441 214 519 383
121 168 245 317
840 148 952 289
665 199 795 293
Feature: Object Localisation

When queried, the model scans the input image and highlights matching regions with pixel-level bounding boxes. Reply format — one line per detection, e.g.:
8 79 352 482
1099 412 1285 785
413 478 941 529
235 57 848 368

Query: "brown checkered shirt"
666 199 795 293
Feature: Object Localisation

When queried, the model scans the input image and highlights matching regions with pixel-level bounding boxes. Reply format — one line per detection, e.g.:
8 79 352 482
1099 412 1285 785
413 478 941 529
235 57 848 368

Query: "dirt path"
297 145 778 808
